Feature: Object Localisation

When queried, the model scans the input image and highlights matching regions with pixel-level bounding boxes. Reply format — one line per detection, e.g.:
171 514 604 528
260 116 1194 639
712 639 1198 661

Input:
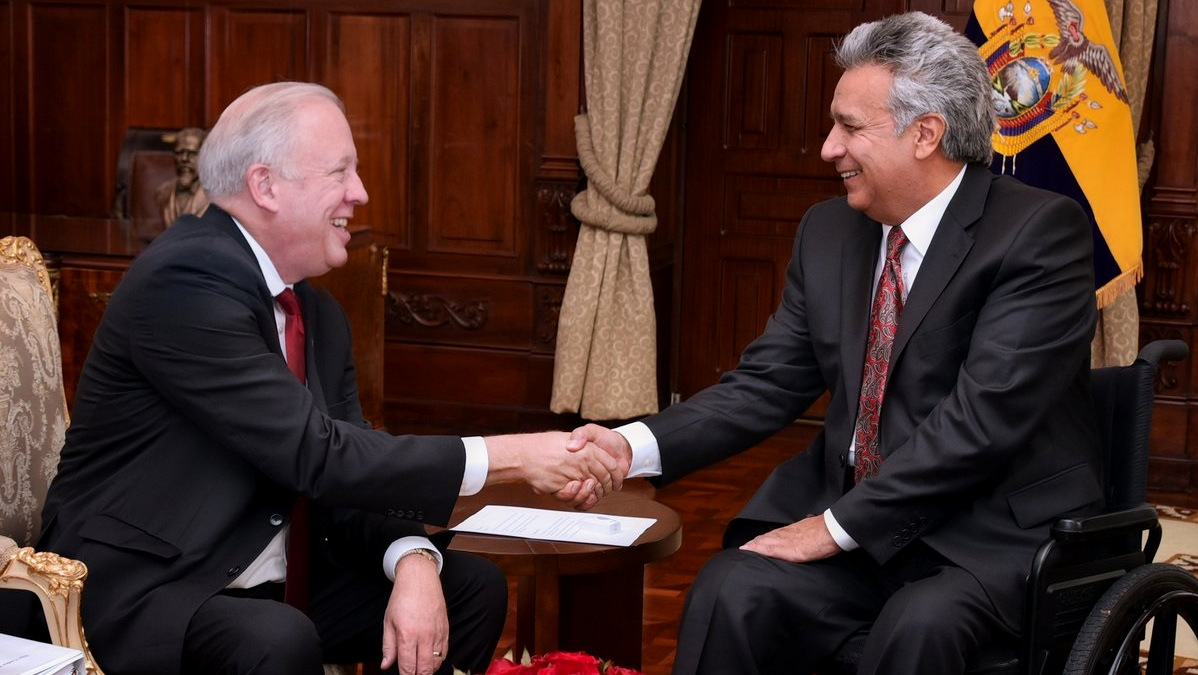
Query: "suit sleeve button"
269 514 284 527
227 566 242 577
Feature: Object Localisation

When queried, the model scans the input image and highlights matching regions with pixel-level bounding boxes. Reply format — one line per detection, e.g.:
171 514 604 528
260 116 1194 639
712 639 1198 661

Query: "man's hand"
380 552 448 675
739 514 842 563
566 424 633 476
484 432 625 510
556 424 634 504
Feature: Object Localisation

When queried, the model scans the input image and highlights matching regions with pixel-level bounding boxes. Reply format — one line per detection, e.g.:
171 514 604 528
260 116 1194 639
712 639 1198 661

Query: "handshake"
483 424 635 510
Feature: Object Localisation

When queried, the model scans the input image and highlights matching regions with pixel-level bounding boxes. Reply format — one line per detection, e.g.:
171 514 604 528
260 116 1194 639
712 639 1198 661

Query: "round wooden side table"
447 480 682 669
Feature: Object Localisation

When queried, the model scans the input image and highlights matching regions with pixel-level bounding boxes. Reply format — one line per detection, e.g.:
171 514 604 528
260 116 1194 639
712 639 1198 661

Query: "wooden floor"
491 423 820 675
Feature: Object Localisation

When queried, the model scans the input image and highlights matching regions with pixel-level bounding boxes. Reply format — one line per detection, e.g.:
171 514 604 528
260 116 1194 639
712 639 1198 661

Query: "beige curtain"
1092 0 1158 367
551 0 701 420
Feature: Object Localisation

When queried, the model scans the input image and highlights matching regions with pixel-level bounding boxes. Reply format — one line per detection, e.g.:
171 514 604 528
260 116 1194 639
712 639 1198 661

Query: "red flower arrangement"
457 650 646 675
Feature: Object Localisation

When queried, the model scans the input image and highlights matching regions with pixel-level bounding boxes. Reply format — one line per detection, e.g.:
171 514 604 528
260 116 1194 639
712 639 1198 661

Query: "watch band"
400 547 438 565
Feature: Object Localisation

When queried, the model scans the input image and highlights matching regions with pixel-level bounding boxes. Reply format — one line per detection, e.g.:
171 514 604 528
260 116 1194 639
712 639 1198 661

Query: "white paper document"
453 505 655 546
0 633 84 675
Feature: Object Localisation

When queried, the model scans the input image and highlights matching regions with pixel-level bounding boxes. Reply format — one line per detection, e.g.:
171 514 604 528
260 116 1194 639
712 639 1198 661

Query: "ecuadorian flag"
967 0 1142 307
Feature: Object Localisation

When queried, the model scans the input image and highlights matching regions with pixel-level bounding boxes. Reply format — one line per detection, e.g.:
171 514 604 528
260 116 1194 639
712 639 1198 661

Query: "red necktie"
853 227 908 484
276 288 306 384
276 288 310 610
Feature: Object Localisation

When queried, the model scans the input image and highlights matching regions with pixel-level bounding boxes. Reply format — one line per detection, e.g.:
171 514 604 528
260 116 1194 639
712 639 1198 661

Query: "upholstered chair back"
0 236 68 547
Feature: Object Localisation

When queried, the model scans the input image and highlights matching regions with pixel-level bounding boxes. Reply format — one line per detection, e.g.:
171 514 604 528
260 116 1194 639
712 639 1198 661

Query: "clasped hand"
484 430 630 510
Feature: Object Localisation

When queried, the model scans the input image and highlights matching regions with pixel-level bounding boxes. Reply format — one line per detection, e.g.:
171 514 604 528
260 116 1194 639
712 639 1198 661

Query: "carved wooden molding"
17 547 88 596
386 291 489 330
1141 216 1196 318
88 291 114 307
535 180 580 276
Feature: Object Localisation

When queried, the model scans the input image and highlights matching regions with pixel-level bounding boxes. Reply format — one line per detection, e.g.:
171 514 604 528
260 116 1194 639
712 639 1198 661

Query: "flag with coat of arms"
966 0 1142 308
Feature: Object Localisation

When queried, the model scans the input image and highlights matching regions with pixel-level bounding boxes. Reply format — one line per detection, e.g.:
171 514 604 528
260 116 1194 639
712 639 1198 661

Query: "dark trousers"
181 550 506 675
671 541 1014 675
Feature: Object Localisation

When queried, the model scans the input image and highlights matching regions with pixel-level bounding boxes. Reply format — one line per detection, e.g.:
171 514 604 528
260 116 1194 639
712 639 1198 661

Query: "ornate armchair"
0 235 104 674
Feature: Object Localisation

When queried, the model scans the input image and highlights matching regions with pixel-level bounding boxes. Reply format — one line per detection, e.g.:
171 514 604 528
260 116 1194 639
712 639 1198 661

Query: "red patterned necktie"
276 288 310 610
853 226 909 484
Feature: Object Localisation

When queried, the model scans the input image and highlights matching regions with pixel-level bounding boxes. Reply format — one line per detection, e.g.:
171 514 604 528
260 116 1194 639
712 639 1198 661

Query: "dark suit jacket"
39 206 465 675
645 164 1102 630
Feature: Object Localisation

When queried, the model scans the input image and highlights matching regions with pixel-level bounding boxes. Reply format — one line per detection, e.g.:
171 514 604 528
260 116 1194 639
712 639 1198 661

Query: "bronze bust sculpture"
155 127 210 226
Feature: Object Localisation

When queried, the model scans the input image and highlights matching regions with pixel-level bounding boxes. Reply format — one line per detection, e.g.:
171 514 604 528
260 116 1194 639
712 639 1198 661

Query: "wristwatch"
399 547 439 565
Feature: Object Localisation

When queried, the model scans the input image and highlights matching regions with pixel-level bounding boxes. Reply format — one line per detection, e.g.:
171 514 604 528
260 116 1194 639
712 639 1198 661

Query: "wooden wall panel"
55 262 126 407
800 34 840 153
542 0 582 174
207 7 307 116
384 343 553 424
725 32 782 150
27 1 111 216
322 12 412 247
427 14 520 258
0 1 12 213
124 6 204 128
715 257 776 374
1148 0 1198 214
1141 0 1198 500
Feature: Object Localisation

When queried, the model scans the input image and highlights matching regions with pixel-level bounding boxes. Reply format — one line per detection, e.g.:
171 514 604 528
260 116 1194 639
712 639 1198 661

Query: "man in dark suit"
37 81 620 675
571 12 1102 675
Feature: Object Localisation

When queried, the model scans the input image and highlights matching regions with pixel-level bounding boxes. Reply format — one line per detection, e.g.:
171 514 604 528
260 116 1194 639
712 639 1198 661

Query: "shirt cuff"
613 421 663 478
383 536 444 580
460 436 488 496
823 509 859 551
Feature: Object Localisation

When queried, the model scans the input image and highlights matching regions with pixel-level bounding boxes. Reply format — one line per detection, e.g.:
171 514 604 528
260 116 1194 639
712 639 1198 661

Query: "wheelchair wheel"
1063 563 1198 675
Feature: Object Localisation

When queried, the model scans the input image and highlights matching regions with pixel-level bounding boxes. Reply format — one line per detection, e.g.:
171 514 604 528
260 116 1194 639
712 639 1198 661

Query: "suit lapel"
840 215 883 405
294 282 328 413
206 206 328 411
890 164 990 362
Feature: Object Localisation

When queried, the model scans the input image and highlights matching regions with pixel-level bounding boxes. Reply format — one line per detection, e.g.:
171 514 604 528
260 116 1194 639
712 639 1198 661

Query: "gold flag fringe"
1095 262 1142 310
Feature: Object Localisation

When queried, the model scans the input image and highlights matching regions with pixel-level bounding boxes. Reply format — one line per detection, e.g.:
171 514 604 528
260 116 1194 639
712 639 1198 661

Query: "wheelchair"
823 339 1198 675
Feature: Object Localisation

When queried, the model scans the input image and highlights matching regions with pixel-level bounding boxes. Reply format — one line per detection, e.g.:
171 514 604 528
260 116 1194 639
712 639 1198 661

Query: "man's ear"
246 164 280 212
913 113 947 160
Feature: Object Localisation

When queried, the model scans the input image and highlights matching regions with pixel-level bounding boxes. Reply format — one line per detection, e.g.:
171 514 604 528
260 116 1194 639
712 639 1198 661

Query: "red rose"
475 651 644 675
539 651 602 675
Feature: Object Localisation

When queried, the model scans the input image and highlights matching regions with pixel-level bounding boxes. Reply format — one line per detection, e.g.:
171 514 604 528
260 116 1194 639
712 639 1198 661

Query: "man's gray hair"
198 81 346 199
834 11 996 165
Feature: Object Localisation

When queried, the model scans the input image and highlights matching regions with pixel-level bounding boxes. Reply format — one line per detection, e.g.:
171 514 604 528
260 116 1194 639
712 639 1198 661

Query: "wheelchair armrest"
1050 504 1160 542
